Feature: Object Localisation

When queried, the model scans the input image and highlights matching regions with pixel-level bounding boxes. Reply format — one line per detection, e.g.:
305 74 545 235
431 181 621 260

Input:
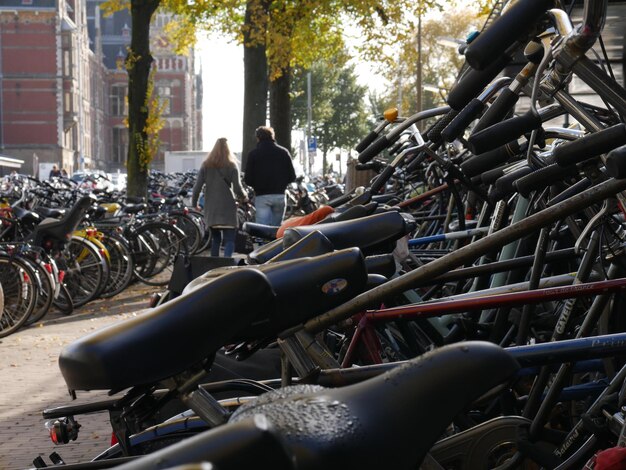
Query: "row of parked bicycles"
0 172 209 339
25 0 626 469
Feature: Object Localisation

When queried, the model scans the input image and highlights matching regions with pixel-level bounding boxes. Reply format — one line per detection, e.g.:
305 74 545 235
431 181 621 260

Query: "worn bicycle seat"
229 341 519 470
114 342 519 470
59 268 276 392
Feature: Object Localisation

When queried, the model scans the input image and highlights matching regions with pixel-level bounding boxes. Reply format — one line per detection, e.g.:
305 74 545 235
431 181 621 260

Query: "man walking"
244 126 296 226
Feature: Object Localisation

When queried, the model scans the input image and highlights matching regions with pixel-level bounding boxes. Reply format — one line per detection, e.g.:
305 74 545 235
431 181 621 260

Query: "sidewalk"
0 282 160 470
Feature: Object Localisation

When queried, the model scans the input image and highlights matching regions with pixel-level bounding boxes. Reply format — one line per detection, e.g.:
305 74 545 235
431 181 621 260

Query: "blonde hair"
202 138 237 169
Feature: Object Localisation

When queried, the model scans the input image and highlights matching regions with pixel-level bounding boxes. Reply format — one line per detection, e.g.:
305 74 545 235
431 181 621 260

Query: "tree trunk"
269 68 291 152
126 0 160 198
241 0 269 170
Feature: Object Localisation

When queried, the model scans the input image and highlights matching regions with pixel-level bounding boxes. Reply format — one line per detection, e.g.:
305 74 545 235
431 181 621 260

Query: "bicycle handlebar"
446 54 511 111
553 124 626 167
464 0 555 70
461 140 522 178
357 107 449 163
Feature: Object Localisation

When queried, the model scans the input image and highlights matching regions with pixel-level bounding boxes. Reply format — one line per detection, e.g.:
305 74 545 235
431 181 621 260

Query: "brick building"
0 0 202 175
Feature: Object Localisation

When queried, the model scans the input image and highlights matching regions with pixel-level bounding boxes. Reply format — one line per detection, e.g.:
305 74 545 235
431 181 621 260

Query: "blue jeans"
211 228 236 257
255 193 286 226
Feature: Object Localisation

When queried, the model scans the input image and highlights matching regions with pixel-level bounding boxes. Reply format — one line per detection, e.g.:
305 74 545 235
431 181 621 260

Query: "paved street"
0 282 160 470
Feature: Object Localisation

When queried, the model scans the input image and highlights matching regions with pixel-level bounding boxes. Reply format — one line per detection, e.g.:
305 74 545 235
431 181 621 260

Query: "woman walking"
192 138 248 257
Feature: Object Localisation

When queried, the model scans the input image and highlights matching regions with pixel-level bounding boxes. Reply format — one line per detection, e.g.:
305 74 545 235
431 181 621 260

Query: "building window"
22 0 33 5
157 86 171 115
112 128 128 164
63 50 71 77
110 85 127 116
64 92 72 113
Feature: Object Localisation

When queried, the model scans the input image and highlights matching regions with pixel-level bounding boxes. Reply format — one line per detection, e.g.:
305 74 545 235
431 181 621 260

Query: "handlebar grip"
468 110 542 155
605 145 626 179
370 165 395 193
494 165 533 197
514 163 579 197
447 54 510 111
441 98 486 143
461 140 521 178
472 88 520 134
481 165 507 185
553 124 626 167
358 135 390 164
427 109 459 144
355 130 380 153
465 0 554 70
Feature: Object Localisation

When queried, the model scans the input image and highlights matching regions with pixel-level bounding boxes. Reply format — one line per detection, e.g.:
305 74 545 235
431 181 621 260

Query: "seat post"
180 386 229 427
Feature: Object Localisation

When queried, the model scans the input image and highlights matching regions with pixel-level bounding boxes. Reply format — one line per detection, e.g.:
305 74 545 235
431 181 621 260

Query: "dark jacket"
244 140 296 196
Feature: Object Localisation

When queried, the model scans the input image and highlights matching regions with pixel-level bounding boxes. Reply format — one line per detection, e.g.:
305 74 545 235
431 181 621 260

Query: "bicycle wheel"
186 210 210 253
52 282 74 315
170 213 202 254
99 232 134 299
132 222 187 286
23 257 55 325
57 238 107 308
0 255 37 338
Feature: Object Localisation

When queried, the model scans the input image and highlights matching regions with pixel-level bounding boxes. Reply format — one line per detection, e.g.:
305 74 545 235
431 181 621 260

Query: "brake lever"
574 199 613 254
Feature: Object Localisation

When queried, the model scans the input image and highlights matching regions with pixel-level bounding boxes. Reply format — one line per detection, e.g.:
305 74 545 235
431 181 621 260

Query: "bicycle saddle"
35 207 66 219
229 341 519 470
59 268 276 392
268 230 335 263
283 211 410 255
28 195 96 245
243 222 279 240
115 342 519 470
185 248 368 339
121 203 147 214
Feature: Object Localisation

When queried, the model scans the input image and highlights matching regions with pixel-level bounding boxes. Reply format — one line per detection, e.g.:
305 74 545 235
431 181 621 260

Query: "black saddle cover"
185 248 369 338
59 268 275 392
230 341 520 470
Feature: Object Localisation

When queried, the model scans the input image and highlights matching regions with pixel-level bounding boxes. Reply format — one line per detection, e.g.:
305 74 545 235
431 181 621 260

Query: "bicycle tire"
52 282 74 315
57 238 107 308
0 255 38 338
23 257 55 325
170 213 202 254
99 232 134 298
132 222 187 286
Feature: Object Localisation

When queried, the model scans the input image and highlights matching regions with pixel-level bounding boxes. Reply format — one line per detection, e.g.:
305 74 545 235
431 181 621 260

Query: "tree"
377 4 484 116
103 0 161 198
292 56 369 175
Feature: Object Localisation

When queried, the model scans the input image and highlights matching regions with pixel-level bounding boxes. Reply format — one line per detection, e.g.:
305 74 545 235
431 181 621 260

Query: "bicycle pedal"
32 456 47 468
49 452 65 465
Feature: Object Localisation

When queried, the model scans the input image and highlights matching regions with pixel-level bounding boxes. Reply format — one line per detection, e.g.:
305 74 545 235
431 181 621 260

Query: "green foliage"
377 3 485 115
292 54 369 168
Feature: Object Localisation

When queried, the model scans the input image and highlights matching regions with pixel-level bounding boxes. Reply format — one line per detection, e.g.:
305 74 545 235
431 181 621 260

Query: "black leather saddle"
115 342 519 470
243 222 279 240
35 207 66 219
186 248 369 339
283 211 410 255
229 341 519 470
59 268 276 392
27 196 95 246
121 203 147 215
